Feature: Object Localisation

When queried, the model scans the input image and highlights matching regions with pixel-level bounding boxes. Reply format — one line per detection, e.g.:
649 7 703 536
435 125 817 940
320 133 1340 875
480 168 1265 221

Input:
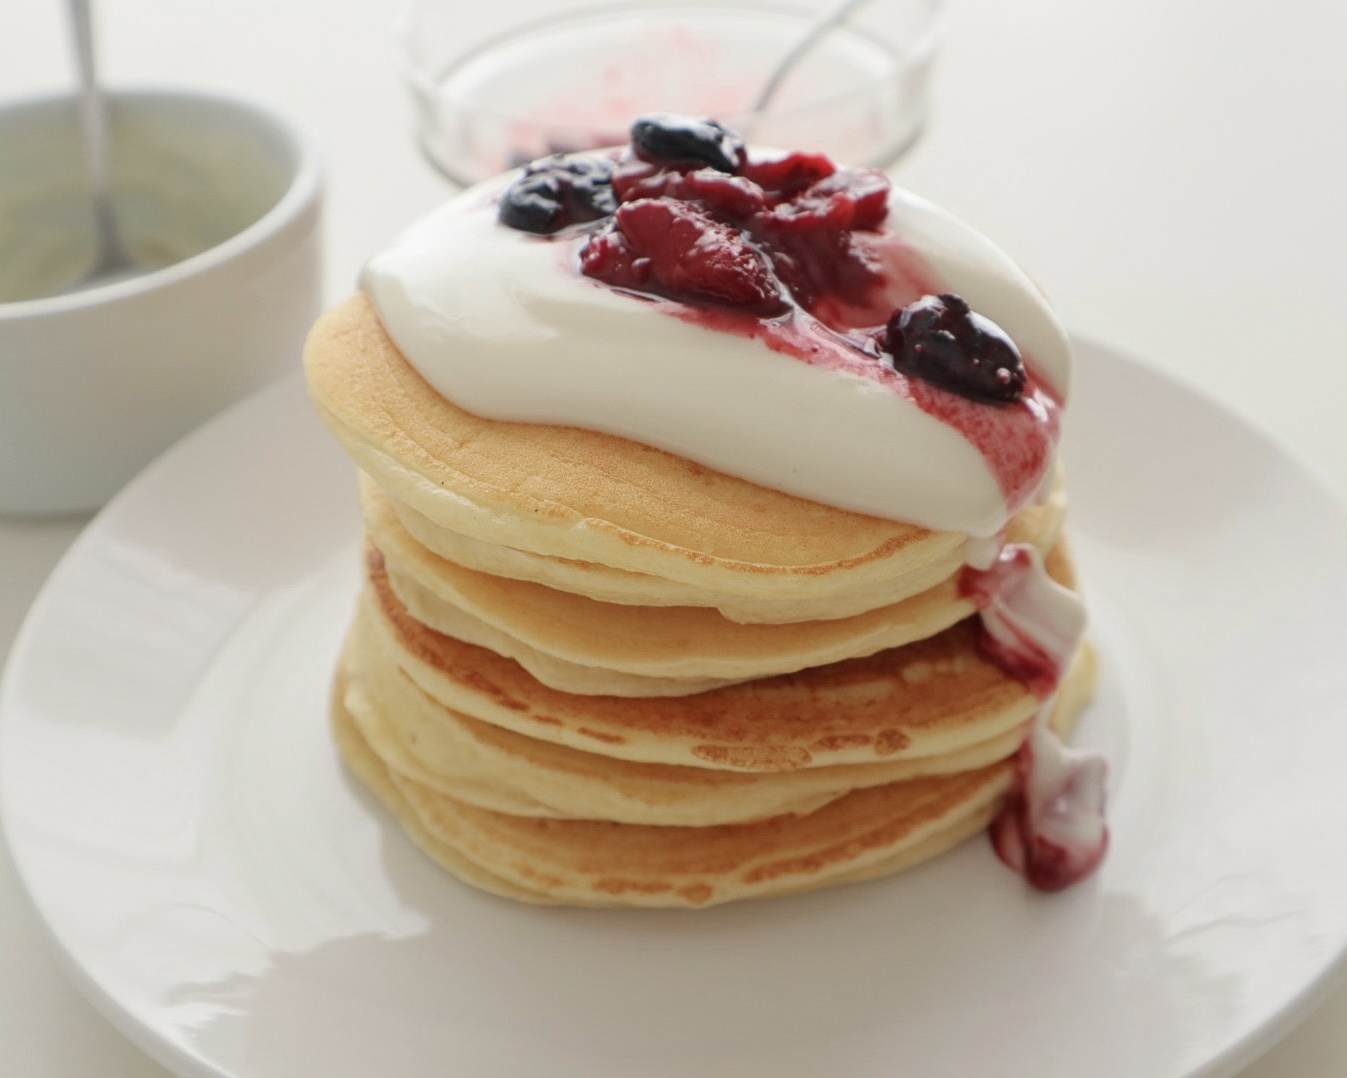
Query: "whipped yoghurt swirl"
362 133 1073 537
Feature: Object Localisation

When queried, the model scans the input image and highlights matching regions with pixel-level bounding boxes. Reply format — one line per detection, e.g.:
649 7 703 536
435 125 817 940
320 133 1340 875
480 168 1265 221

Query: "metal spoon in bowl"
746 0 877 123
63 0 141 291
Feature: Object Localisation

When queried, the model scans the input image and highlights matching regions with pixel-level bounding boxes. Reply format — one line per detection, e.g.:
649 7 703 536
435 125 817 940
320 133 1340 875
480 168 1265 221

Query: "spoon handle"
67 0 121 273
750 0 875 116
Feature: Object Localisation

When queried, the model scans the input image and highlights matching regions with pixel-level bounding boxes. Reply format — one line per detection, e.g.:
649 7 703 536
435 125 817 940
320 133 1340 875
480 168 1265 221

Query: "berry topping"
630 113 747 174
498 155 618 234
883 294 1027 403
497 115 902 327
758 169 890 233
739 151 836 196
580 199 786 315
612 162 768 220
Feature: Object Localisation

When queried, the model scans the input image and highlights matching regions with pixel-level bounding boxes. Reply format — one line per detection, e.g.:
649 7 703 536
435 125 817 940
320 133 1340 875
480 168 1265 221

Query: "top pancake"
305 293 1000 616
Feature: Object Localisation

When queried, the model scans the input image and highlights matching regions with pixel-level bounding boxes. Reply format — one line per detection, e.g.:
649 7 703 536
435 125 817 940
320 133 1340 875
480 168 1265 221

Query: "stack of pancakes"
304 293 1095 907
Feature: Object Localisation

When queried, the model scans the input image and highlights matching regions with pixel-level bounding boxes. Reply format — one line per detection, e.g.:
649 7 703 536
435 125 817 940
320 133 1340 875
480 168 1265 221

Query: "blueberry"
630 114 746 174
884 293 1027 403
498 155 618 234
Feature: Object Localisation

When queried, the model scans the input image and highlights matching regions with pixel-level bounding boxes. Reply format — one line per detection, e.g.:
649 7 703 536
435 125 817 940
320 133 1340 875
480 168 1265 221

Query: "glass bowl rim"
391 0 947 137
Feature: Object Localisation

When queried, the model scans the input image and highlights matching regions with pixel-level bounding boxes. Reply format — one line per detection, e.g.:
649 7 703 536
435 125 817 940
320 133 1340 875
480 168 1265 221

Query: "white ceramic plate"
4 340 1347 1078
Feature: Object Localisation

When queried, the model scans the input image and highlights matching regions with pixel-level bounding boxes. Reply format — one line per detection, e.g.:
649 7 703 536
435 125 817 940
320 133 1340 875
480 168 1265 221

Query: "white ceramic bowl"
0 88 323 516
395 0 944 186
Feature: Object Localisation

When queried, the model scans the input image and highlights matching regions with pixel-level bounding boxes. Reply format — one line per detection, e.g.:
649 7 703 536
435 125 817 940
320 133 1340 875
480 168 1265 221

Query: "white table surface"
2 0 1345 1074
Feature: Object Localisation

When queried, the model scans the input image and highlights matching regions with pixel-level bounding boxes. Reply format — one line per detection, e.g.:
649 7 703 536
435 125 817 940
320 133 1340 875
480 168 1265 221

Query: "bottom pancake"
332 644 1096 908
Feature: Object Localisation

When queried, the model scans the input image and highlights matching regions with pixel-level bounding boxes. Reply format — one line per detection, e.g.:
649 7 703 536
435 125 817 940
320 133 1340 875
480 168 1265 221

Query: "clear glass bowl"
395 0 945 187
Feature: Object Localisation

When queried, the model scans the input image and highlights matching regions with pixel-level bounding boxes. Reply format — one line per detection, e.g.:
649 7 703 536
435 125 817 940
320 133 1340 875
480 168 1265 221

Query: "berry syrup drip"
495 114 1059 512
989 724 1109 892
908 373 1059 524
960 544 1108 890
959 544 1084 699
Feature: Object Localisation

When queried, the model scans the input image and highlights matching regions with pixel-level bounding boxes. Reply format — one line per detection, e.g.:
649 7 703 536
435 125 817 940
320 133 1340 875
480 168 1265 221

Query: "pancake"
331 663 1090 907
365 472 1066 693
342 624 1097 827
304 294 978 618
357 544 1076 771
379 468 1069 625
383 487 960 625
310 338 1099 903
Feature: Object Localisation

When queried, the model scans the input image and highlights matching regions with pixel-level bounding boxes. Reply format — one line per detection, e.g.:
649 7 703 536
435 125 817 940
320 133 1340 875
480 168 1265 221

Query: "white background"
1 0 1345 1073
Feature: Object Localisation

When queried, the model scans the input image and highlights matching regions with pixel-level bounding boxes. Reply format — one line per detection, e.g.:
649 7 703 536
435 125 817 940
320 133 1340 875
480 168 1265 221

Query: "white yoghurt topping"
361 159 1074 536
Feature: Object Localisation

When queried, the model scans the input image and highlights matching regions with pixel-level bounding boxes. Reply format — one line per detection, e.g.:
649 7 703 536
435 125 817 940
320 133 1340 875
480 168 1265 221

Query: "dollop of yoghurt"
361 151 1074 537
